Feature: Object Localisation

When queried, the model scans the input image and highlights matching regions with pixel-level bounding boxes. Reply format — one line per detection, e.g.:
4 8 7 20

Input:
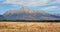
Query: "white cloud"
50 0 60 4
3 0 51 6
1 0 60 7
40 6 60 14
41 6 59 10
55 0 60 4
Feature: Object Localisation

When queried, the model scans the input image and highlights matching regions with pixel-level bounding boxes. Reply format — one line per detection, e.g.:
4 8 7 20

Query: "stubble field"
0 21 60 32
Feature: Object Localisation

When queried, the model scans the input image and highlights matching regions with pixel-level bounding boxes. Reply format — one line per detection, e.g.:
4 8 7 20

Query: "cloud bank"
3 0 52 6
0 0 60 14
3 0 60 6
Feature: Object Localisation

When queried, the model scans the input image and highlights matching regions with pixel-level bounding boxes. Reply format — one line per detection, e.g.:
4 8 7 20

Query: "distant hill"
3 7 60 20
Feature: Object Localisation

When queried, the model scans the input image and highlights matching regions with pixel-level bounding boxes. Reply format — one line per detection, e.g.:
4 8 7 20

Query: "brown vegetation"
0 21 60 32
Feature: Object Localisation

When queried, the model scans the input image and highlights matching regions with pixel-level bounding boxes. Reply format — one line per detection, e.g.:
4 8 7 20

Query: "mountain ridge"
1 7 60 20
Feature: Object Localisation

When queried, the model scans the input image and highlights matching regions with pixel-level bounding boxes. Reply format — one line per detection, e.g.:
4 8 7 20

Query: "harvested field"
0 21 60 32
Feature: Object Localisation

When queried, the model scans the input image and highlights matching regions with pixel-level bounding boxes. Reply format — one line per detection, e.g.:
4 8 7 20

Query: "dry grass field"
0 21 60 32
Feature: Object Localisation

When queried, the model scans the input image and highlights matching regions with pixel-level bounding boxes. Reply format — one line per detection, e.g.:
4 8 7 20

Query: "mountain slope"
3 7 60 20
0 15 4 20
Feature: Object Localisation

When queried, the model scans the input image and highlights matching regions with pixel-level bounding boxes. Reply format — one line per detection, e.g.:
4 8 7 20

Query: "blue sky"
0 0 60 15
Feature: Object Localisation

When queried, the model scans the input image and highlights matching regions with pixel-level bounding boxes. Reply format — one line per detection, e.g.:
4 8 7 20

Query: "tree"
2 18 7 21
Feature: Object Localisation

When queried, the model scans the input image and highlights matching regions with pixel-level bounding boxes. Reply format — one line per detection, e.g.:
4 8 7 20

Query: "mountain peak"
21 6 29 9
3 7 60 20
19 7 45 14
19 6 34 13
4 7 46 15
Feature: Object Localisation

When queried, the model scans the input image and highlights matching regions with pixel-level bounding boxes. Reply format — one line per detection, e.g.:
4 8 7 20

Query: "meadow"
0 21 60 32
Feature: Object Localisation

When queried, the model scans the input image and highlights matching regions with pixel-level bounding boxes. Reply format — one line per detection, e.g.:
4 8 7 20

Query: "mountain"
3 7 60 20
0 15 4 20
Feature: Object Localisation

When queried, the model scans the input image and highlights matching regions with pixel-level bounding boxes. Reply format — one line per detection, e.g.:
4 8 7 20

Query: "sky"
0 0 60 15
